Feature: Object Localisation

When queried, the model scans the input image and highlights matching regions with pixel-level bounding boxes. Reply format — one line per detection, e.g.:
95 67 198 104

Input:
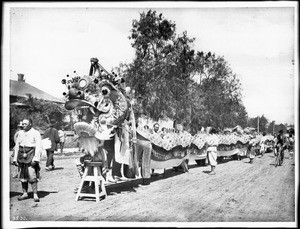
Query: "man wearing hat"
13 118 42 202
43 119 60 171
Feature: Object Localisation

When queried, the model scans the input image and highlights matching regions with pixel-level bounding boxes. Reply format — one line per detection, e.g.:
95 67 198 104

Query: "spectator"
58 127 67 154
43 120 60 171
13 118 42 202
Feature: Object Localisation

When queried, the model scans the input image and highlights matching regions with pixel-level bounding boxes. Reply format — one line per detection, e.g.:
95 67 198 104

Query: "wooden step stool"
75 161 107 202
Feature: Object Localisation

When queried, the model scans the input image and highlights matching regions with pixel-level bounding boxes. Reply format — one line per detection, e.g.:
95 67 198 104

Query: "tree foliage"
126 10 195 123
121 10 249 132
188 52 247 131
120 10 249 133
9 94 71 148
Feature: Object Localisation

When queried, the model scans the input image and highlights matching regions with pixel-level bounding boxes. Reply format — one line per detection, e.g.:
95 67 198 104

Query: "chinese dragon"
62 58 274 181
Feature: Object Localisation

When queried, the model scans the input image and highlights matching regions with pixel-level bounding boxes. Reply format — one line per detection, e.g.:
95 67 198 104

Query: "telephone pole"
257 116 260 133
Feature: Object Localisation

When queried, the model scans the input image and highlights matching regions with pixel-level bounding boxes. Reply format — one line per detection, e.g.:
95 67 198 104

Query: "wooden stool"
75 161 107 202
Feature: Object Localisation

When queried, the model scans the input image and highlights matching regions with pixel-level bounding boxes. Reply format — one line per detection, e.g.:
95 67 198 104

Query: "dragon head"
62 58 130 141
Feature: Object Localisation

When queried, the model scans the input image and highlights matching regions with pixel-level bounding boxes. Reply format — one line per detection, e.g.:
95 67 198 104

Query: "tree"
9 94 71 149
129 10 176 59
248 115 270 133
189 52 247 130
126 10 195 122
258 115 268 133
267 120 276 134
123 10 247 132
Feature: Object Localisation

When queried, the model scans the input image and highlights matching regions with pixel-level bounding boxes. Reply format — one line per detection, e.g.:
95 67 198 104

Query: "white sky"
4 2 298 125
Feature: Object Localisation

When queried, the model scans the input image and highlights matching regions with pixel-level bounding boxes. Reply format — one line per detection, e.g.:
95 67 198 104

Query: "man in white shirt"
259 132 268 157
13 119 42 202
58 128 66 154
206 127 219 175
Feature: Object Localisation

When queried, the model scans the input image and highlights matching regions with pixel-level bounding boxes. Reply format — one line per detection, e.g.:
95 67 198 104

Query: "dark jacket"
43 127 60 151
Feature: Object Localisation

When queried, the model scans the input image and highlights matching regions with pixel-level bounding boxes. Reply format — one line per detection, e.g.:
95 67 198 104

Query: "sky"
4 2 298 125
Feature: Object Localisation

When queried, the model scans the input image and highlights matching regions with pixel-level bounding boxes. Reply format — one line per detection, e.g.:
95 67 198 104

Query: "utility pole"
257 116 260 133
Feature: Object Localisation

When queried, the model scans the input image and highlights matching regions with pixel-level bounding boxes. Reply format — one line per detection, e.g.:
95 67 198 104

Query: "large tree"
126 10 195 122
189 52 248 130
122 10 247 132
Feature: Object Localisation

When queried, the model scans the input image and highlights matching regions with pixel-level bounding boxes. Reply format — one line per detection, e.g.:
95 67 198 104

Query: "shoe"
208 171 216 175
113 176 122 181
52 165 55 170
107 177 117 183
119 176 130 181
33 194 40 202
45 167 51 171
18 193 29 201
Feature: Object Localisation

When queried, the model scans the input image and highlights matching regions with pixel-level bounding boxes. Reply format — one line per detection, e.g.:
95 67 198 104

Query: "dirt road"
9 151 296 225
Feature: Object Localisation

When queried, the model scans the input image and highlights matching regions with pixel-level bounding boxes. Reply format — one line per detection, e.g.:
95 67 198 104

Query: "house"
10 74 64 104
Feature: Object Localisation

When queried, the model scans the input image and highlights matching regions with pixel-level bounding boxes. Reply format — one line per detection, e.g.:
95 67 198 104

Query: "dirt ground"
8 150 296 226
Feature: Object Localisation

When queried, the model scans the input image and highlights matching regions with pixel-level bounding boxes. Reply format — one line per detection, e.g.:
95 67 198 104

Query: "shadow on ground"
10 190 58 199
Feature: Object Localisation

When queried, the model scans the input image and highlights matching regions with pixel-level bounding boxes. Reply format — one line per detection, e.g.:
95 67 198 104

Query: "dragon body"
62 58 275 177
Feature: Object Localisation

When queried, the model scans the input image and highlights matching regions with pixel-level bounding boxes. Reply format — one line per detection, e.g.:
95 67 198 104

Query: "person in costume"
13 119 42 202
247 134 257 164
259 132 268 157
153 123 160 133
206 127 219 175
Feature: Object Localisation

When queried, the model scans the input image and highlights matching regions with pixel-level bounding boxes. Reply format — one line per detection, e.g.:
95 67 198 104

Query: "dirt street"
9 151 296 226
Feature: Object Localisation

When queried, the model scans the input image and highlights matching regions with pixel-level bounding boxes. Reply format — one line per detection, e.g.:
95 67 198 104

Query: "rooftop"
10 74 64 104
